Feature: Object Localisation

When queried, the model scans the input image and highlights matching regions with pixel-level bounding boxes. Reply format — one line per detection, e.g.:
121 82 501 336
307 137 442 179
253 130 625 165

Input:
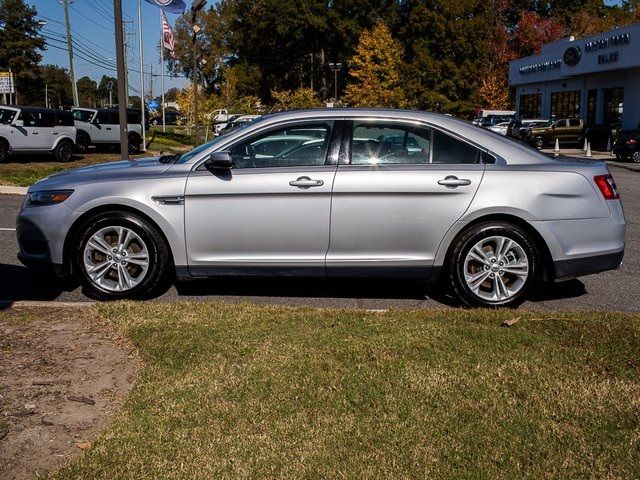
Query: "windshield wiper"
159 153 180 164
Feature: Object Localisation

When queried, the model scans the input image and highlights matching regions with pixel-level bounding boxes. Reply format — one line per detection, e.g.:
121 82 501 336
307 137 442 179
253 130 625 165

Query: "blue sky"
28 0 189 98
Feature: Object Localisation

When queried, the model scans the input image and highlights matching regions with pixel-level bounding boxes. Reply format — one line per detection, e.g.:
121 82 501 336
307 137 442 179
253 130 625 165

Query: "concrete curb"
0 185 28 195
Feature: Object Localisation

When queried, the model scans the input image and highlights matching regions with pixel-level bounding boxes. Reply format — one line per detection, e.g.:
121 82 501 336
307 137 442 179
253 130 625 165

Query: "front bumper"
16 203 77 277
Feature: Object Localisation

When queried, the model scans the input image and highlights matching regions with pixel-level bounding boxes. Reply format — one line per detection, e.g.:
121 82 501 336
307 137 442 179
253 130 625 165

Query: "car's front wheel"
76 132 90 154
73 212 171 300
448 222 539 307
533 136 546 150
0 141 9 163
128 135 141 155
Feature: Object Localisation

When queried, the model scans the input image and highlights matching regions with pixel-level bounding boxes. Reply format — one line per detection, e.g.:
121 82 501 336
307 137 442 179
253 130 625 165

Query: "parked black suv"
613 129 640 163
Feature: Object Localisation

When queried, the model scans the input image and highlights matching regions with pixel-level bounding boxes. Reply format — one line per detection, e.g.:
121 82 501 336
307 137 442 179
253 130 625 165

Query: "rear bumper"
554 249 624 280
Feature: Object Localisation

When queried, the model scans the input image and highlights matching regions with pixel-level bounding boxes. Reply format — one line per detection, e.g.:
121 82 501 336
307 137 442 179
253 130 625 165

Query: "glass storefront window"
550 91 581 119
519 93 541 118
586 90 597 127
603 87 624 126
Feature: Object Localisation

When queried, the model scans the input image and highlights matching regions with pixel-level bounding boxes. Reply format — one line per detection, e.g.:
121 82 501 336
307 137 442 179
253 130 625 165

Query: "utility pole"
62 0 79 107
191 0 206 146
310 53 314 90
123 19 134 107
114 0 129 160
45 83 49 108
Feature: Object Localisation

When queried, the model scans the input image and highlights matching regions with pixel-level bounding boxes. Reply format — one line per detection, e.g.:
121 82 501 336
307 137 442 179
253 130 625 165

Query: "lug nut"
121 260 127 265
121 251 127 256
491 258 496 263
484 265 490 270
107 255 112 260
499 261 503 266
499 270 504 275
112 248 118 253
490 273 495 278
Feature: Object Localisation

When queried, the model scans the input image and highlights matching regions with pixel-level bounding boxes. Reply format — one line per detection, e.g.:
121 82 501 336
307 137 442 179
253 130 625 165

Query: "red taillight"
594 174 619 200
627 138 637 145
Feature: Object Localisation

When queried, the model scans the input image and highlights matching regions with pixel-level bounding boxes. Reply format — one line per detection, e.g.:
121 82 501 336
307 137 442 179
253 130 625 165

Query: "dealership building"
509 22 640 130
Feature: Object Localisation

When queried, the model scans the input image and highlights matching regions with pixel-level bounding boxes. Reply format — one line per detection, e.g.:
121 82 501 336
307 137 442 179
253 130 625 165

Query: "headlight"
25 190 74 207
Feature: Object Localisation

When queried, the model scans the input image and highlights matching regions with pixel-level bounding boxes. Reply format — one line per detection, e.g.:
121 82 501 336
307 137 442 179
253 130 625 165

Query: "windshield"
0 108 17 125
176 116 266 164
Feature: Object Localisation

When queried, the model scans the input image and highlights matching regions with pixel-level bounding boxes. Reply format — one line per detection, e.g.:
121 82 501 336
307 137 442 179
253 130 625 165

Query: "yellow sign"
0 72 11 78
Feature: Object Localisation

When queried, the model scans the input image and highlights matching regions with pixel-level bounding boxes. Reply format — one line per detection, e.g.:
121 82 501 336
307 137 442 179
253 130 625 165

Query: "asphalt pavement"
1 164 638 310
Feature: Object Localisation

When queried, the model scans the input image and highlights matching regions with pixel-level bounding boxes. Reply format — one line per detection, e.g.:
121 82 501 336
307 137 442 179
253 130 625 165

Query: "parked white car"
0 105 76 162
72 108 143 154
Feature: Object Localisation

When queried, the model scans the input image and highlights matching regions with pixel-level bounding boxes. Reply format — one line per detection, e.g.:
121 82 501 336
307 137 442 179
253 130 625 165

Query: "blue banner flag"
143 0 187 14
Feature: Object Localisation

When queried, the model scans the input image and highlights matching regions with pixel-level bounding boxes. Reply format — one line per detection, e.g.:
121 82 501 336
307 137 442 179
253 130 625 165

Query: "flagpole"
137 0 146 151
160 10 166 133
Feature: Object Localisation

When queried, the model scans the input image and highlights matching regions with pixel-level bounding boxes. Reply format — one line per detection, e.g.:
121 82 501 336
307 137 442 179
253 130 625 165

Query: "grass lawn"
39 303 640 479
0 131 194 187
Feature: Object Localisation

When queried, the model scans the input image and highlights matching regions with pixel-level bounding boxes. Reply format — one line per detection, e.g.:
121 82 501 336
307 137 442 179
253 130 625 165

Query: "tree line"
2 0 640 117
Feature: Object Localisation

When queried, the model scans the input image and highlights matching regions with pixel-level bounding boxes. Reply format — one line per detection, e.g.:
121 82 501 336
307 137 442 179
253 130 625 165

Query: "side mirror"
204 151 234 170
12 119 23 127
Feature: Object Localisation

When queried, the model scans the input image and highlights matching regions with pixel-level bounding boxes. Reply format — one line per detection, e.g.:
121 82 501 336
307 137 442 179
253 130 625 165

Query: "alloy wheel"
633 151 640 163
463 235 529 303
83 226 150 292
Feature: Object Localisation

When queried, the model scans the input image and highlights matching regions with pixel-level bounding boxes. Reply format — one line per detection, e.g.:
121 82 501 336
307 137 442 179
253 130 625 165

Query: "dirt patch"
0 306 139 479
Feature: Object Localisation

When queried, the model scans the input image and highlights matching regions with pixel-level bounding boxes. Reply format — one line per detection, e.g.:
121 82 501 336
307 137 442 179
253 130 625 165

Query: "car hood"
31 157 174 190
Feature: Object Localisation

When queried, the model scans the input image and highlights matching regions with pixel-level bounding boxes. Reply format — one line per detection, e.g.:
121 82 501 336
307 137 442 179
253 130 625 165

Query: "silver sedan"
16 109 626 307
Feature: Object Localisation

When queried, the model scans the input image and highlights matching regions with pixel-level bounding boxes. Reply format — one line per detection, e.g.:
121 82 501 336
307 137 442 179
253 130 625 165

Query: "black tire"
128 135 141 155
76 132 90 154
632 151 640 164
448 222 540 308
533 136 546 150
54 140 74 162
0 140 9 163
72 211 171 300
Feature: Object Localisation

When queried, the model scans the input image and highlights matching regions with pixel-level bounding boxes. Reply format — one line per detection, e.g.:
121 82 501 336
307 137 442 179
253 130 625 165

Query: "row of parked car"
0 105 145 163
478 112 639 163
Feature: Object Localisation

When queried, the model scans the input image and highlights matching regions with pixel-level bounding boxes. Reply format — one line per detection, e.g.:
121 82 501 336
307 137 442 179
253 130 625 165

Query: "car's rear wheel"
448 222 539 307
73 212 171 300
54 140 74 162
533 136 546 150
632 151 640 163
76 132 90 154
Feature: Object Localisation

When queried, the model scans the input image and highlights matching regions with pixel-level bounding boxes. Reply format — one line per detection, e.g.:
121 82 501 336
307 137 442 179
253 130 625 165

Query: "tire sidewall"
76 133 89 154
534 136 545 150
73 213 164 300
0 142 8 163
450 223 539 307
128 136 141 155
56 140 74 162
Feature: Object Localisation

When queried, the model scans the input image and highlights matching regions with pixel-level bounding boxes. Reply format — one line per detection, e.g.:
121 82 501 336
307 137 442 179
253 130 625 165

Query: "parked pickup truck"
523 118 584 149
72 108 143 154
0 105 76 163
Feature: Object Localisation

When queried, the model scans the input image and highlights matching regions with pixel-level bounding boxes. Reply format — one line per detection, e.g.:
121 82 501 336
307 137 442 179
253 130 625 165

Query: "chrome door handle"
438 176 471 188
289 176 324 188
31 132 38 135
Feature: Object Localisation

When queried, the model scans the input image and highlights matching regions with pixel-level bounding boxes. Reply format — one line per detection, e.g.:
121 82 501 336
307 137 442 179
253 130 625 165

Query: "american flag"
161 11 176 58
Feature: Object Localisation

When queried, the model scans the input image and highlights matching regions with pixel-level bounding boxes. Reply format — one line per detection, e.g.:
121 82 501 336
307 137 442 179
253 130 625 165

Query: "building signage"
563 46 582 66
585 33 631 53
518 59 561 75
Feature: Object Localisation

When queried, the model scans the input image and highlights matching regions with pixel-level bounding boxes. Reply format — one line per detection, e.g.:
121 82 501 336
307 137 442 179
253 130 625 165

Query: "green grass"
39 303 640 479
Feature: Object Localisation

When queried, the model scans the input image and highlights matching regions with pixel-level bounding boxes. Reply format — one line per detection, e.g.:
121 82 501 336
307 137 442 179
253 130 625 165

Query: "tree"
164 87 180 102
271 88 322 111
98 75 118 107
344 23 406 108
0 0 46 104
39 64 72 108
77 76 98 107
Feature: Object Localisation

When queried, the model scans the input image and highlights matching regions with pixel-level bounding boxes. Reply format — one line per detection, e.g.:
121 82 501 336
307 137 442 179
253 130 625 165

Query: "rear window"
55 111 74 126
569 118 581 127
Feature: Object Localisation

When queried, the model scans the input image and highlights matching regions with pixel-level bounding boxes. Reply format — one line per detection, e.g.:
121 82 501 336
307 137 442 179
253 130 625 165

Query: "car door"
91 110 113 143
567 118 583 143
553 119 570 144
14 110 51 150
184 120 341 276
326 120 486 277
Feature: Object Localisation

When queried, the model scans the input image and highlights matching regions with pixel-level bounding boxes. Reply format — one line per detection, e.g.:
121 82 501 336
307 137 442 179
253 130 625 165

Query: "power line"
69 5 113 31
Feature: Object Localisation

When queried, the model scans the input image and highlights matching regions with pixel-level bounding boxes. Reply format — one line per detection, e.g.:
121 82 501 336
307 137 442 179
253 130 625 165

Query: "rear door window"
351 123 431 165
432 130 481 164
